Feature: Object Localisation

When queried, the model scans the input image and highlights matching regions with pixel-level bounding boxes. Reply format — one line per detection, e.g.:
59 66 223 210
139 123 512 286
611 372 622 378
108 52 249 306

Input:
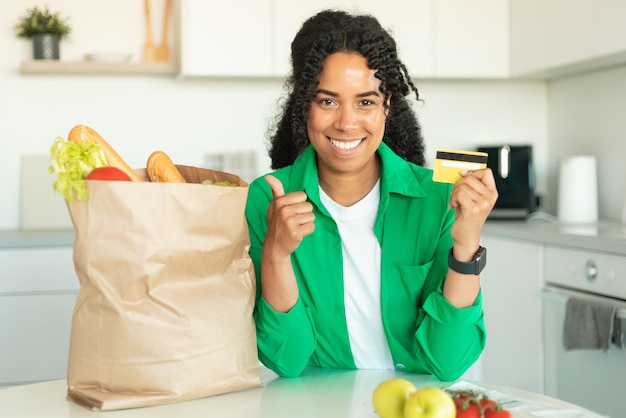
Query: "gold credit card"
433 149 488 183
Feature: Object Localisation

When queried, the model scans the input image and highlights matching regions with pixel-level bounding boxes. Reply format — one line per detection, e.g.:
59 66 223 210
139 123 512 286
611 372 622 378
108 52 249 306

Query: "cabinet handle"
585 259 597 282
499 145 510 179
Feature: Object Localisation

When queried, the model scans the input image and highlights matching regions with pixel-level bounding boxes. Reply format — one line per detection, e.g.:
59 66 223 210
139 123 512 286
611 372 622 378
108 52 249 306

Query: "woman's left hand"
448 168 498 254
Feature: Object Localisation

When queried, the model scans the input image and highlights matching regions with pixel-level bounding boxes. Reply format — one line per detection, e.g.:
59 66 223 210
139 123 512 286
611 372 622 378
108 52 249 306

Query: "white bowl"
84 53 132 63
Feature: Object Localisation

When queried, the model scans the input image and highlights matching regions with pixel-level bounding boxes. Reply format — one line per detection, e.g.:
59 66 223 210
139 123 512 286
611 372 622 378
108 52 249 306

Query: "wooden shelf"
19 60 177 76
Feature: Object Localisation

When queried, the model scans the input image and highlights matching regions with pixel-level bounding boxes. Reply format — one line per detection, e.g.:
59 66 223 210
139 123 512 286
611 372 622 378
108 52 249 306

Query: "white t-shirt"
319 181 395 370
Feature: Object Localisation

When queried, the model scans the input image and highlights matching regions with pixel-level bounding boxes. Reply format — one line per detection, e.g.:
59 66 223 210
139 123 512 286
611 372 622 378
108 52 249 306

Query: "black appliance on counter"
477 145 537 219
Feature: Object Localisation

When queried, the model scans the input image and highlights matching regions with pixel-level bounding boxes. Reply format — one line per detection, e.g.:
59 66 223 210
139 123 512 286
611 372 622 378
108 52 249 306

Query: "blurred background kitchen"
0 0 554 230
3 0 626 231
3 1 626 415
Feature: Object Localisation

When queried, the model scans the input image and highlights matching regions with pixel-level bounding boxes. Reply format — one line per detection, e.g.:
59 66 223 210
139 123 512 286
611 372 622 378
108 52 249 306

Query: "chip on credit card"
432 149 488 183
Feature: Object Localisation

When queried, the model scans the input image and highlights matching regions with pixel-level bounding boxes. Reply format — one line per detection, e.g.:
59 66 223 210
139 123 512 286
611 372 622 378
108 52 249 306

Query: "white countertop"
3 217 626 253
3 218 626 253
0 229 73 249
483 219 626 255
0 366 605 418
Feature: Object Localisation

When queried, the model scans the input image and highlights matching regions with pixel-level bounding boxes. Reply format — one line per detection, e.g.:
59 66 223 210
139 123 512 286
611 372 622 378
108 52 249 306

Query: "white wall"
1 1 547 230
547 65 626 221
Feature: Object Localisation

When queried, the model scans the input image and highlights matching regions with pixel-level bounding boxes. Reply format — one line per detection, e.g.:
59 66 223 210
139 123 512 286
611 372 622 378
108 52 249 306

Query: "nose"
334 106 358 131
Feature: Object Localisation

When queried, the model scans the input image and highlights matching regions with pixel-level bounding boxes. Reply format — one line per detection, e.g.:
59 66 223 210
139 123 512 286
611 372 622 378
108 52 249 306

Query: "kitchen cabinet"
433 0 509 78
179 0 273 76
0 246 77 387
339 0 433 77
0 294 76 386
272 0 432 77
479 220 626 397
511 0 626 78
281 0 508 79
478 235 544 394
179 0 509 79
272 0 354 77
542 245 626 418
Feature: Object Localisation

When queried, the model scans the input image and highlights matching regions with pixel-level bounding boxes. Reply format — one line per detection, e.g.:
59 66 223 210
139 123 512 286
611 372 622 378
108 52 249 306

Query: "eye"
315 97 337 108
360 99 375 106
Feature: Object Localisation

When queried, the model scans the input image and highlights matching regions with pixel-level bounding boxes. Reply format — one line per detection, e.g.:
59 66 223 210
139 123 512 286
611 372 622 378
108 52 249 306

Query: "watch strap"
448 246 487 275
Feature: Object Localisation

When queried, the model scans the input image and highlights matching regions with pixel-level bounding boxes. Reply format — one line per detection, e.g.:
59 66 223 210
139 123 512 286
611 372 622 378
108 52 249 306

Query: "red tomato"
454 394 470 406
456 404 481 418
86 167 132 181
485 408 512 418
479 398 497 409
451 390 510 418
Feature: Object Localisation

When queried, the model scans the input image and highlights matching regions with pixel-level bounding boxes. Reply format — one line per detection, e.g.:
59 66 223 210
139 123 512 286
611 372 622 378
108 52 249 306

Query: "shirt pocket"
384 260 433 306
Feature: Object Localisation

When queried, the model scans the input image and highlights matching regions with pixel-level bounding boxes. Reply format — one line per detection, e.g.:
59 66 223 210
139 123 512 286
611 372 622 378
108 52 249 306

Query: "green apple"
372 378 417 418
403 387 456 418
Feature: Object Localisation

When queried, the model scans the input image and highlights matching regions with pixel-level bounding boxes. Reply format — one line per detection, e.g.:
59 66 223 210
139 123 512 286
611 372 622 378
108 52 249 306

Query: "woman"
245 9 498 381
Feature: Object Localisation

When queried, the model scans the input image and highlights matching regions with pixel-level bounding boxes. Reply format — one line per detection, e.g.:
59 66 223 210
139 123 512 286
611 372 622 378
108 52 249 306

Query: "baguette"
146 151 186 183
68 124 143 182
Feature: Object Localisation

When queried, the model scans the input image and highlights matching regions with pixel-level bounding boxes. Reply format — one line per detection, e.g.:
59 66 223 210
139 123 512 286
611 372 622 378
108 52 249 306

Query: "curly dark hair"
267 9 425 169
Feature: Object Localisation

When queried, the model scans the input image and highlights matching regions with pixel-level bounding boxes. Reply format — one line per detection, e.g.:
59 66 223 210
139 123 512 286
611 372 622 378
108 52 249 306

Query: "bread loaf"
146 151 186 183
68 125 143 182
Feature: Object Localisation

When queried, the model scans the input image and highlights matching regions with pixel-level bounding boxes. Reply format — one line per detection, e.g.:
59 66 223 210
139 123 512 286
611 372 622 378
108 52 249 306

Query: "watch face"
476 247 487 273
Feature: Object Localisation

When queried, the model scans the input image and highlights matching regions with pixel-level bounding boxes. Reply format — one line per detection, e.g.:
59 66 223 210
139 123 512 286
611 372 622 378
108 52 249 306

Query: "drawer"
0 247 77 293
544 245 626 299
0 293 76 385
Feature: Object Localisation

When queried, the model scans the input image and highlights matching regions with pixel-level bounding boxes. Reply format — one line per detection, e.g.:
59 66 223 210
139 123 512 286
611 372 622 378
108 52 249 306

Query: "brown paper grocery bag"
65 165 261 411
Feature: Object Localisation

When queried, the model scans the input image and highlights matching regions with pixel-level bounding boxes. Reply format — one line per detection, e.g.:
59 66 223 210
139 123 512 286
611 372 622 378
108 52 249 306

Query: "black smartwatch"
448 246 487 275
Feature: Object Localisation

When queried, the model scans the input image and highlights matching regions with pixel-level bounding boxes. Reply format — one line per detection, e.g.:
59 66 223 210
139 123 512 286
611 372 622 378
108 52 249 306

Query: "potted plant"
15 5 71 60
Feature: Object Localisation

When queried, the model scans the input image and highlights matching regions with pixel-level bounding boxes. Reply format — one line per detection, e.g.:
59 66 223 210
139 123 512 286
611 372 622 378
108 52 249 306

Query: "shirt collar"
289 142 428 205
377 142 427 199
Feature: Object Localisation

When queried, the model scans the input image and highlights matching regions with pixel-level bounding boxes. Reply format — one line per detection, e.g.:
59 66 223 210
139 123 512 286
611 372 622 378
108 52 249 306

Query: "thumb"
265 175 285 200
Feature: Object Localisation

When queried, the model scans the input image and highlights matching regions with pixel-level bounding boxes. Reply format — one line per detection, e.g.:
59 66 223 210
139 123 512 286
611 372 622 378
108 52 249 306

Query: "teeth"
329 138 363 150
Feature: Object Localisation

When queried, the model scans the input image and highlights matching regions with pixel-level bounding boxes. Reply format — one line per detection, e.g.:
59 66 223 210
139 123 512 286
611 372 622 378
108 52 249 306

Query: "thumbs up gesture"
264 175 316 257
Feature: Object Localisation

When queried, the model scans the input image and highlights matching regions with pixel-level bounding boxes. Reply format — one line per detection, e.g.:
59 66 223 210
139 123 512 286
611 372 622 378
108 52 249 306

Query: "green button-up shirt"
245 143 486 381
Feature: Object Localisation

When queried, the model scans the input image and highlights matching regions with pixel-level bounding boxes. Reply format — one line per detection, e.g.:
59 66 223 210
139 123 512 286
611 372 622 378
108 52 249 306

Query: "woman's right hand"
261 175 315 312
264 175 316 258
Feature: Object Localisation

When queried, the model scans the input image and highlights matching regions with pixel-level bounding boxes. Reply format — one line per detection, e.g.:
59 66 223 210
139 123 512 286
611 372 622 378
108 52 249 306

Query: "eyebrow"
316 89 381 98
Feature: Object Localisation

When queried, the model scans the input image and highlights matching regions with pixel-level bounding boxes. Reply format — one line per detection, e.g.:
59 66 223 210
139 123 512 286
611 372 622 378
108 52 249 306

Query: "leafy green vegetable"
49 137 108 201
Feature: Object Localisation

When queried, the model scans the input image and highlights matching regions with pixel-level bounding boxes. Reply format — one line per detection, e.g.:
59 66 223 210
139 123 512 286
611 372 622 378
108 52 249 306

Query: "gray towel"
562 297 616 352
612 316 625 349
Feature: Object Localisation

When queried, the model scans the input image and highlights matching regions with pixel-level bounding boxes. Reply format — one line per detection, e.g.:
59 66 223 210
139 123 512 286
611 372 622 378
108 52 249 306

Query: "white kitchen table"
0 366 605 418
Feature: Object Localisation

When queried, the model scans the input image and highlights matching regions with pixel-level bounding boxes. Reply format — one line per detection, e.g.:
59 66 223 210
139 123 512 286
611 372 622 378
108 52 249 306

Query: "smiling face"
307 52 387 185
